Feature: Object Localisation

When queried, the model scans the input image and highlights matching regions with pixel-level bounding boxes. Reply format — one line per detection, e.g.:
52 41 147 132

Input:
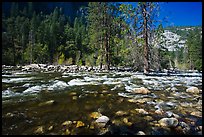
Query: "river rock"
90 112 102 119
132 87 151 94
62 120 72 127
155 109 164 115
190 111 202 117
186 87 200 94
95 115 110 128
158 118 178 128
179 121 190 134
5 112 15 118
123 117 132 126
166 111 180 118
136 131 146 135
76 121 85 128
115 111 129 116
48 125 54 131
135 108 148 115
38 100 55 106
34 126 44 134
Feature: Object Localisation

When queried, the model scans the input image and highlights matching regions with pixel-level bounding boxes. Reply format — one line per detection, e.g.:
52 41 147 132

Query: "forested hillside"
2 2 202 72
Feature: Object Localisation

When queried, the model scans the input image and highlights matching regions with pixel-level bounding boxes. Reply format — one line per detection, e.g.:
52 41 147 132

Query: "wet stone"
76 121 85 128
132 87 151 94
34 126 44 134
136 131 146 135
115 111 129 116
135 108 148 115
38 100 55 107
158 118 178 128
62 120 72 127
186 87 200 94
190 111 202 117
95 115 110 128
89 112 102 119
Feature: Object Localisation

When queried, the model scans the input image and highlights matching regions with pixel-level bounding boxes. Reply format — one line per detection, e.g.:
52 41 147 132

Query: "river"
2 67 202 135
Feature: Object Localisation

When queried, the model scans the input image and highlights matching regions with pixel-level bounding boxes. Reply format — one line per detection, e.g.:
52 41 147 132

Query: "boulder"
186 87 200 94
95 115 110 128
158 118 178 128
132 87 151 94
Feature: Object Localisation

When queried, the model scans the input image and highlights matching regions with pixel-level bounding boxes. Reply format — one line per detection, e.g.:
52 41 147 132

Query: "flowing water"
2 67 202 135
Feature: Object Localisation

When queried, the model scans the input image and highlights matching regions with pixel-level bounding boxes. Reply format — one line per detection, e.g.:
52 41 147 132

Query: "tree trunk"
143 3 149 74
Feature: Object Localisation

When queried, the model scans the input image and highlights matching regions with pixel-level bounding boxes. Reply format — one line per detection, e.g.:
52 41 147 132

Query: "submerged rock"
90 112 102 119
158 118 178 128
34 126 44 134
115 111 129 116
76 121 85 128
132 87 151 94
190 111 202 117
136 131 146 135
186 87 200 94
155 109 164 115
179 121 191 134
62 120 72 127
123 117 132 126
135 108 148 115
38 100 55 106
95 115 110 128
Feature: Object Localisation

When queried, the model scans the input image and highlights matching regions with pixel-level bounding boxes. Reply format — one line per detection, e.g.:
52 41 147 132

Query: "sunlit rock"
190 111 202 117
132 87 151 94
62 120 72 127
158 118 178 128
95 115 110 128
76 121 85 128
34 126 44 134
136 131 146 135
186 87 200 94
90 112 102 119
115 111 129 116
38 100 55 107
135 108 149 115
123 117 132 126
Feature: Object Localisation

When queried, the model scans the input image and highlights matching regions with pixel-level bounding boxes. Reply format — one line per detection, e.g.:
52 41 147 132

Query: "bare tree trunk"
143 3 149 74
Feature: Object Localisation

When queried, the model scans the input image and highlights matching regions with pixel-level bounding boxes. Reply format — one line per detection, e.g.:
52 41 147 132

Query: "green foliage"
2 2 202 72
58 53 65 65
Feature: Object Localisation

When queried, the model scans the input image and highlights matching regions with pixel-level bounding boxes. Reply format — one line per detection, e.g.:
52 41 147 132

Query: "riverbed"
2 67 202 135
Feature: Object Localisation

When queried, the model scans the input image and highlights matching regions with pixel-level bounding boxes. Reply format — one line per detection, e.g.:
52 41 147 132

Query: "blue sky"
125 2 202 28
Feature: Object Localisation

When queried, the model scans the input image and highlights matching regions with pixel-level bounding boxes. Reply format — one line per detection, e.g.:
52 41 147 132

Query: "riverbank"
2 64 202 77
